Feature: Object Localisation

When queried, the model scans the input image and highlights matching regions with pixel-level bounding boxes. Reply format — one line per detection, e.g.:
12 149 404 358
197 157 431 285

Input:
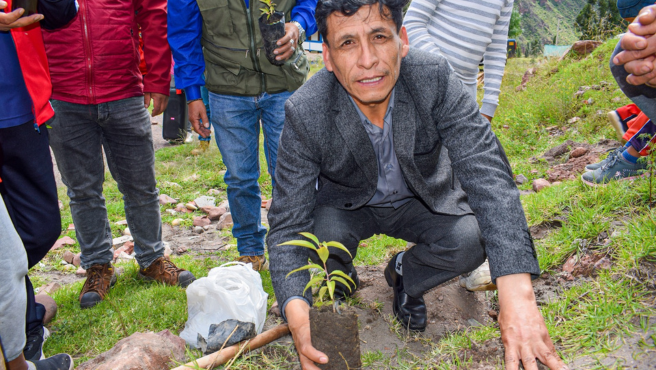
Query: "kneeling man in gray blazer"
266 0 567 368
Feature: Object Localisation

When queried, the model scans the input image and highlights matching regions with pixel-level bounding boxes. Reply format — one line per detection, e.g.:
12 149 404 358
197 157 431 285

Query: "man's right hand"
0 1 44 31
285 299 328 370
188 100 211 138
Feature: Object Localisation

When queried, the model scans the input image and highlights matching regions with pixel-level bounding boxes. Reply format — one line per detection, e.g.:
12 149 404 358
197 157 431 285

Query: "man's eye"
341 40 353 47
374 35 386 40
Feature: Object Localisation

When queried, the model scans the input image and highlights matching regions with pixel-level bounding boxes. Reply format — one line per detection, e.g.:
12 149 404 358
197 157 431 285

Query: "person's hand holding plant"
0 0 43 31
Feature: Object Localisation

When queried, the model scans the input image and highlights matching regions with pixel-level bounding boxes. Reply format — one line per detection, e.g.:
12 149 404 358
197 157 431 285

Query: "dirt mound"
352 264 492 355
541 139 621 182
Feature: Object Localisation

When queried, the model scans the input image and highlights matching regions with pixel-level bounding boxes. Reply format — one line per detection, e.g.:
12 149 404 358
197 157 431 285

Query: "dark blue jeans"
0 120 60 333
209 90 292 256
49 97 164 269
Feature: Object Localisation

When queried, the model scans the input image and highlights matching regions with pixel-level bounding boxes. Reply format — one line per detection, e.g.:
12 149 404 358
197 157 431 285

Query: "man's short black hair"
316 0 409 44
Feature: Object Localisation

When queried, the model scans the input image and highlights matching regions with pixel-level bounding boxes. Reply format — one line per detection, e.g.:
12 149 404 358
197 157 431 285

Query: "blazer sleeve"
266 98 322 312
427 60 539 282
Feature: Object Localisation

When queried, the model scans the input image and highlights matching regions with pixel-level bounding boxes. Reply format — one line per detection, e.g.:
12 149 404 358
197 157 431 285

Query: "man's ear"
322 42 334 72
399 26 410 58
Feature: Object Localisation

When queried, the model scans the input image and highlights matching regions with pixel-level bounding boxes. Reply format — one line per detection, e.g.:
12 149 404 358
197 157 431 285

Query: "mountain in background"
515 0 586 47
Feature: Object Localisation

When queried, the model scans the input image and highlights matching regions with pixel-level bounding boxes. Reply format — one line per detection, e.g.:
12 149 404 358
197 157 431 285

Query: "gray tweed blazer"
266 48 539 307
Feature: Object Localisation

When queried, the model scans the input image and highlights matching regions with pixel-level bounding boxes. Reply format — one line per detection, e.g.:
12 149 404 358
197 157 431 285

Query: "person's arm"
403 0 443 55
424 60 565 369
480 0 513 120
613 5 656 86
37 0 77 30
135 0 171 115
272 0 317 62
266 98 325 368
167 0 209 135
1 0 43 30
291 0 316 37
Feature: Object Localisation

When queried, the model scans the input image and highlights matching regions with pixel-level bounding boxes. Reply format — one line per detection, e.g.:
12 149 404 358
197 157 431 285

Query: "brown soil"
539 139 622 182
311 305 361 370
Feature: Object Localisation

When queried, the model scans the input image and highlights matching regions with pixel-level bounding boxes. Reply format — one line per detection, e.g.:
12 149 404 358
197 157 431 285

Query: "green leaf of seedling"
326 280 336 301
318 286 328 302
317 246 329 264
278 240 318 251
299 232 320 246
303 275 326 295
331 276 352 292
286 263 324 278
325 241 352 258
260 7 269 13
329 270 355 287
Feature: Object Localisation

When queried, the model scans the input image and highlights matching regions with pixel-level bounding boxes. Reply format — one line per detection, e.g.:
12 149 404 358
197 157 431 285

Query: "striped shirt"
404 0 513 117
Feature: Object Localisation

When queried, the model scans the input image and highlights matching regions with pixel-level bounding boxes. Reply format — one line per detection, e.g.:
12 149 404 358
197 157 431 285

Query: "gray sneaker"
585 146 626 171
581 153 647 186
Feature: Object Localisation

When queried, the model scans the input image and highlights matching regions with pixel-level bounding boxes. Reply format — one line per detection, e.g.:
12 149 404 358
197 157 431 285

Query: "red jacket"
42 0 171 105
7 0 55 125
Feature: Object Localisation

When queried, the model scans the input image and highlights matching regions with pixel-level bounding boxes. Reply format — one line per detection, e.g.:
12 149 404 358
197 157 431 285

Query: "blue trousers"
209 90 292 256
0 120 60 334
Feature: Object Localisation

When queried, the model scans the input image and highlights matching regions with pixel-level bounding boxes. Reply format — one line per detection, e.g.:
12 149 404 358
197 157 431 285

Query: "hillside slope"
516 0 585 46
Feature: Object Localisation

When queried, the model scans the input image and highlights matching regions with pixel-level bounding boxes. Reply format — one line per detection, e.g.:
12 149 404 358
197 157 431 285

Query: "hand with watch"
273 20 305 62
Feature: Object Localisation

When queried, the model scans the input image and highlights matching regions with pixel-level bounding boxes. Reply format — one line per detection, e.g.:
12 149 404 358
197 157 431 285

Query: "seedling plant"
281 232 356 312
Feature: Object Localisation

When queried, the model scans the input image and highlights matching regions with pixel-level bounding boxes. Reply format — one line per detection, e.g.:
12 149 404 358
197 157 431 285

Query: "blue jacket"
168 0 317 101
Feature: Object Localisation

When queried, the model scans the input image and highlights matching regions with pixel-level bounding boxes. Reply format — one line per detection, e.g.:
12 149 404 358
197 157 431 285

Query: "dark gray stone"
197 319 257 355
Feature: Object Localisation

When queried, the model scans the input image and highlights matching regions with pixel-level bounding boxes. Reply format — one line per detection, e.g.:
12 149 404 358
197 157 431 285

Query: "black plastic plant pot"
258 11 286 66
310 306 362 370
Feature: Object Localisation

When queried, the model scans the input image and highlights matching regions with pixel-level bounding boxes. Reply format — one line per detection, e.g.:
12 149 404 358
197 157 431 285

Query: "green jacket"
197 0 309 96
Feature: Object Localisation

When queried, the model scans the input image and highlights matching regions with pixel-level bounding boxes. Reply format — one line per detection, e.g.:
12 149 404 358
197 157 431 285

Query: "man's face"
322 5 409 108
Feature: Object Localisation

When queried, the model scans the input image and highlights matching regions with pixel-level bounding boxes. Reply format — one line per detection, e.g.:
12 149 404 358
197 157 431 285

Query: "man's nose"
357 41 379 69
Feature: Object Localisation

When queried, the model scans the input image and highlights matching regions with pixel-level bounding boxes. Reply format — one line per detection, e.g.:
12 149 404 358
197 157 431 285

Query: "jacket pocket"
196 0 233 38
280 47 309 91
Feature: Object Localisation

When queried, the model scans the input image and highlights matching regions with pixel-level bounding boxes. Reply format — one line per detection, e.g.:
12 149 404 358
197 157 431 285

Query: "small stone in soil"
115 219 128 225
194 195 216 208
39 282 61 295
123 228 131 236
186 202 198 211
193 216 211 227
217 212 233 230
532 178 551 192
159 194 178 205
171 218 183 226
207 189 221 196
76 267 87 277
515 174 528 184
197 320 257 355
51 236 76 251
193 226 204 234
570 147 589 158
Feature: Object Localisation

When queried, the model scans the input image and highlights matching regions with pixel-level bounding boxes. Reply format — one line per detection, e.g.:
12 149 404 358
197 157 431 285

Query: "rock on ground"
35 294 57 324
570 40 602 55
532 179 551 192
198 319 257 355
77 330 186 370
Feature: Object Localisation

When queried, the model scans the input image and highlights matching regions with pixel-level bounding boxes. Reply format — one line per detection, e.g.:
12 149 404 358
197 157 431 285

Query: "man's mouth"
358 76 383 83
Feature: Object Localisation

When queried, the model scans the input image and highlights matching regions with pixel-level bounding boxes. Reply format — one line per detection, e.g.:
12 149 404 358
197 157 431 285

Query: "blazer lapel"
331 82 378 187
391 78 417 163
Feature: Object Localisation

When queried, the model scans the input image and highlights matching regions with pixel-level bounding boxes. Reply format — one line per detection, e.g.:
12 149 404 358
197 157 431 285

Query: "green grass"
40 39 656 368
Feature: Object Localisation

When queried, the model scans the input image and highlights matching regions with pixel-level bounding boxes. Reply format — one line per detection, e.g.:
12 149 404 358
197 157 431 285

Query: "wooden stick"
172 324 290 370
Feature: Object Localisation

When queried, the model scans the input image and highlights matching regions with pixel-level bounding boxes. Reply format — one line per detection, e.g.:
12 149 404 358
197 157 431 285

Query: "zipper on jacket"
80 0 94 102
242 2 265 93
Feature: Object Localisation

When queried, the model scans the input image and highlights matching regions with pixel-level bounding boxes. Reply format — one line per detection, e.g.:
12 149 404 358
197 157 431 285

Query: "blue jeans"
209 91 292 256
48 97 164 269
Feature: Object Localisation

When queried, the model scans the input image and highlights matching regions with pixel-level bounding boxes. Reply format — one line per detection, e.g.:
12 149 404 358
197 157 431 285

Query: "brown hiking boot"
79 263 117 309
138 256 196 287
237 255 269 271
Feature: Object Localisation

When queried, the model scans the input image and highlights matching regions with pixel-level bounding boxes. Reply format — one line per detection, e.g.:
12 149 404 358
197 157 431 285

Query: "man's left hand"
144 93 169 117
497 274 568 370
481 113 492 123
274 22 300 62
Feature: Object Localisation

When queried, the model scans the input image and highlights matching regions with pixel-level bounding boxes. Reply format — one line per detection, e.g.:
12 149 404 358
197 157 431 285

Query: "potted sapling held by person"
258 0 286 66
281 233 362 370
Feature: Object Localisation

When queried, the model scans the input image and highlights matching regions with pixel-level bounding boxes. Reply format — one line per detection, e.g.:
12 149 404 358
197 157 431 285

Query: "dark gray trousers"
312 198 486 298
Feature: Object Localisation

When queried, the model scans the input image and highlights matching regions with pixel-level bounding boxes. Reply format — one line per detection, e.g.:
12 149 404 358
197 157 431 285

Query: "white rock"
171 218 183 226
112 235 133 247
193 196 216 208
166 209 177 215
193 226 204 234
123 228 131 236
115 220 128 226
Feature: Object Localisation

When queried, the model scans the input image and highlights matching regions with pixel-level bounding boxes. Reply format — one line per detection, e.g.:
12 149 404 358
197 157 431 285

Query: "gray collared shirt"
349 89 415 208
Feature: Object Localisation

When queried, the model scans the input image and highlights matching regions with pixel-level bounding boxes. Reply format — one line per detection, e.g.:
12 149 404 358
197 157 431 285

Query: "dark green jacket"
197 0 309 95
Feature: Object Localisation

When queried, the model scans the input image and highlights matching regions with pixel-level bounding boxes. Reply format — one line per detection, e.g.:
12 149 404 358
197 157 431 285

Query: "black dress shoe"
384 253 427 332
